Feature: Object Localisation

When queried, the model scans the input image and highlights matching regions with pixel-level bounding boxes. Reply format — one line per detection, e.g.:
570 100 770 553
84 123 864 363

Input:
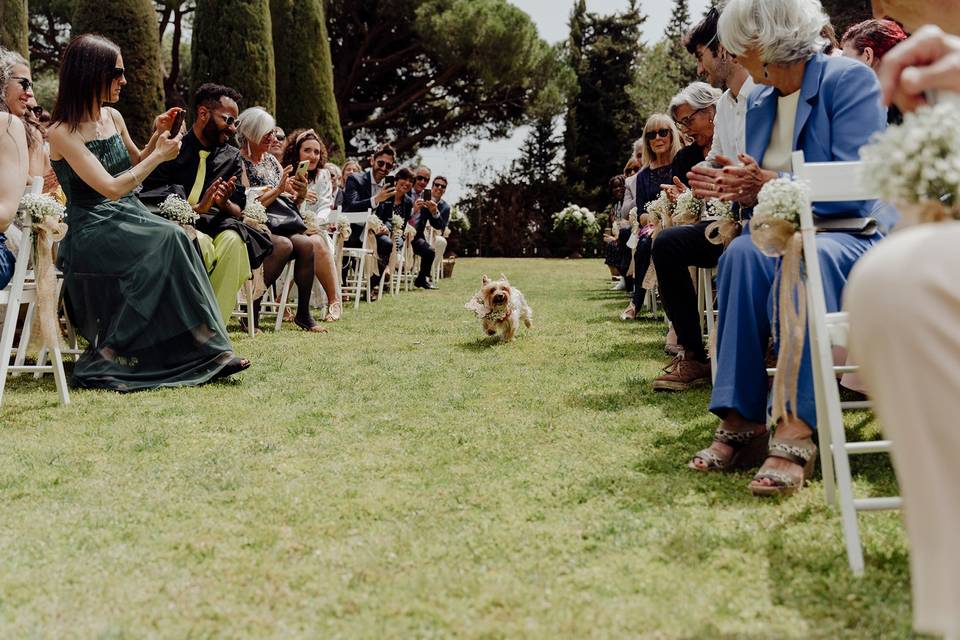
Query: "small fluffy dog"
465 274 533 342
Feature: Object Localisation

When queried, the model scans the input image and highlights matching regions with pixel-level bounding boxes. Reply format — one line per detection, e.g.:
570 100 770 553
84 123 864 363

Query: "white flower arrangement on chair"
336 215 351 240
157 194 199 225
17 192 68 350
243 199 268 228
19 192 66 227
860 102 960 224
672 189 704 225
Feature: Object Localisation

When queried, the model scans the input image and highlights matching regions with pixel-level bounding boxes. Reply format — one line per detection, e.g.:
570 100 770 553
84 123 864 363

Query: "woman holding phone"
46 34 249 391
237 107 325 332
282 128 342 321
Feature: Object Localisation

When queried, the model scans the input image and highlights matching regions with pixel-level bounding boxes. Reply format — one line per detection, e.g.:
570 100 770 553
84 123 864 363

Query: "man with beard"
140 84 286 323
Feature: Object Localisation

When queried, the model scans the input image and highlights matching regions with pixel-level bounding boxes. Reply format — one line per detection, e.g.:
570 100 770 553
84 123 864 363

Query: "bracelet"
127 168 143 187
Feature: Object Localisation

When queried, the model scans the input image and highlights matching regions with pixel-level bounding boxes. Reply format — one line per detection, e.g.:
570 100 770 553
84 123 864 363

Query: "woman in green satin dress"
48 34 250 392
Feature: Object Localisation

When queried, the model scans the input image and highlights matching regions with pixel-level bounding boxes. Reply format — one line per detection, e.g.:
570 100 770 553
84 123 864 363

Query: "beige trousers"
846 223 960 640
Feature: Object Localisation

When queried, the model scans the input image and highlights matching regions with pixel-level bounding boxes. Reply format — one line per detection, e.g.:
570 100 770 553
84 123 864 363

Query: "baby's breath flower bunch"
336 215 351 239
753 178 809 228
672 190 704 225
19 193 66 226
706 198 736 220
861 102 960 220
645 191 673 224
366 213 387 234
390 214 404 235
244 200 268 225
156 194 198 225
553 204 599 239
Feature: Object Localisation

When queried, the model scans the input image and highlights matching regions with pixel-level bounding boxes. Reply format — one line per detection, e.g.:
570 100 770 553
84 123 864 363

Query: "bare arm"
48 123 182 202
0 116 29 232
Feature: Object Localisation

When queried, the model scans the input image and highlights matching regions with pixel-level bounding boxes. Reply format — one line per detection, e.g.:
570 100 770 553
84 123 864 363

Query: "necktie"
187 150 211 205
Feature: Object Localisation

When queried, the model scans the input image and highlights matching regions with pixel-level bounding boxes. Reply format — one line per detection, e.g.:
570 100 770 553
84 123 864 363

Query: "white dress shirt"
706 75 755 164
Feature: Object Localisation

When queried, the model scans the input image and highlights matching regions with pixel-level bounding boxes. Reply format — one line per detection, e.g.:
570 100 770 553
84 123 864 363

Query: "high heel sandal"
688 424 769 472
748 436 817 497
325 300 342 322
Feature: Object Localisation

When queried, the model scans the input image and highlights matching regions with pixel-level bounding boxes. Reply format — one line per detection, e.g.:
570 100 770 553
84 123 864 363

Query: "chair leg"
34 346 47 379
50 341 70 406
12 301 36 377
354 256 364 310
274 266 294 332
244 280 255 338
0 294 22 408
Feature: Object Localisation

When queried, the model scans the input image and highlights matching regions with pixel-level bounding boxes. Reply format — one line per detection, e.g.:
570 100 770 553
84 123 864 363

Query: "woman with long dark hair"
282 129 341 321
47 34 249 391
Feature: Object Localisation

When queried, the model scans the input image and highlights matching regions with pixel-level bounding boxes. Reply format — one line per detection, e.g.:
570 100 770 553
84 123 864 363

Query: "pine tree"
73 0 165 145
1 0 29 57
191 0 276 114
664 0 698 87
270 0 345 163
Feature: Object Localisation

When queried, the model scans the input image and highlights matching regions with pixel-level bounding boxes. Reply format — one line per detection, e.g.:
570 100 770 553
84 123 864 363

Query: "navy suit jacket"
343 169 376 212
745 53 889 222
435 199 451 231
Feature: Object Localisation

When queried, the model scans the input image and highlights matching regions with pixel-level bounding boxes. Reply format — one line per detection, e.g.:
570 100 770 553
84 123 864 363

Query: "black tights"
255 233 316 326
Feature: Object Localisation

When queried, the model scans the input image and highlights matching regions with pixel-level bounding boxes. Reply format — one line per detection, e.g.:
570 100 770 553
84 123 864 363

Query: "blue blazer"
343 170 375 212
745 53 887 221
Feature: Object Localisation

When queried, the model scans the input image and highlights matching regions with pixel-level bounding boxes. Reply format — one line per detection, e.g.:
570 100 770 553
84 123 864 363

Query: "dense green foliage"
0 0 28 56
563 0 646 209
270 0 345 163
28 0 75 73
191 0 275 114
663 0 698 87
0 259 910 636
73 0 165 145
327 0 572 156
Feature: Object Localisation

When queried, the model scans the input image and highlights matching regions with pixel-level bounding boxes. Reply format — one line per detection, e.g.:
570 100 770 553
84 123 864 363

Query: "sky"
421 0 713 205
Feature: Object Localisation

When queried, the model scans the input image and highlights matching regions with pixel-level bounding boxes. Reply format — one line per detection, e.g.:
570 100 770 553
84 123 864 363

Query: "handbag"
265 195 307 236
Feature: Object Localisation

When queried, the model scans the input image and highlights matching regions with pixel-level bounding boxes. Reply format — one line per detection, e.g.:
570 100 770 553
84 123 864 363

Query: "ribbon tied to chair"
705 217 743 248
402 224 416 268
750 214 806 424
34 217 69 350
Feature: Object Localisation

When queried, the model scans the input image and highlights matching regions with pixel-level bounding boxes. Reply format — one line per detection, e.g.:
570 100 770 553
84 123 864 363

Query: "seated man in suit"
428 176 452 277
342 143 398 294
139 83 285 323
408 172 445 290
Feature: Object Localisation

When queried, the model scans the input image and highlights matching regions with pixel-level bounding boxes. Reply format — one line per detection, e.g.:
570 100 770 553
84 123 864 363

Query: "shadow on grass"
456 336 504 352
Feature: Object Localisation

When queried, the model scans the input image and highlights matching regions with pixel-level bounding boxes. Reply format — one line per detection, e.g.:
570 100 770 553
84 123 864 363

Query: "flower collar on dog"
465 291 511 321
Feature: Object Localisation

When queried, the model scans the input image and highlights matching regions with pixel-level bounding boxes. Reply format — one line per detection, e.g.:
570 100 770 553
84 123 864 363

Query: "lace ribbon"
750 214 805 424
33 218 68 350
705 218 742 248
402 225 416 268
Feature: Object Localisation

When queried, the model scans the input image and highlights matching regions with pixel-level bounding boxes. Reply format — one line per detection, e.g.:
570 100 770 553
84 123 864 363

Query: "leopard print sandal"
748 436 818 497
688 424 769 472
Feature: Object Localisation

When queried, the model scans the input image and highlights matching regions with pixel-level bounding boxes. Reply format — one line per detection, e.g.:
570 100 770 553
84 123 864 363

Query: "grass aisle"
0 258 912 638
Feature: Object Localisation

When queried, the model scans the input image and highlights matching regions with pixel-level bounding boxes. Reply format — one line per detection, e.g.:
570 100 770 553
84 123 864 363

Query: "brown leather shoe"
652 355 712 391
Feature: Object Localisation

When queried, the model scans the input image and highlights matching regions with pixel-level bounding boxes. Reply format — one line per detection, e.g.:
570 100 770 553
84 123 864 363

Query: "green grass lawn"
0 258 915 638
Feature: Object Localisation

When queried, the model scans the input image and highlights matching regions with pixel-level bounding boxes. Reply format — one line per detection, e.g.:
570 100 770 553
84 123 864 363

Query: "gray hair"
236 106 276 151
668 82 723 119
325 162 341 179
0 47 29 114
632 138 645 159
718 0 828 64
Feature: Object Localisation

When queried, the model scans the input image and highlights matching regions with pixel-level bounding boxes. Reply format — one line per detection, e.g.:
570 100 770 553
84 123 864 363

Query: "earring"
763 64 769 79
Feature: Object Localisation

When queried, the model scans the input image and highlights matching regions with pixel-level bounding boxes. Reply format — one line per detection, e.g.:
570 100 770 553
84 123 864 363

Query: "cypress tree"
271 0 345 163
73 0 165 145
0 0 29 57
192 0 276 115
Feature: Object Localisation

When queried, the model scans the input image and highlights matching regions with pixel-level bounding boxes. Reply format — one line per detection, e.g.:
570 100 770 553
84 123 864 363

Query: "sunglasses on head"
375 159 395 170
645 128 672 141
11 76 32 91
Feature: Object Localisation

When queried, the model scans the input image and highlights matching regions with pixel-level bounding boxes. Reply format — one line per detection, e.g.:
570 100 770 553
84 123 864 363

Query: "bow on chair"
34 216 68 350
403 224 416 267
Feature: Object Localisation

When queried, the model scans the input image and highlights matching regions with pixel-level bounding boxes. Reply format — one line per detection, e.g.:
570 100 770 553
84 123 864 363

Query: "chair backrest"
790 151 876 204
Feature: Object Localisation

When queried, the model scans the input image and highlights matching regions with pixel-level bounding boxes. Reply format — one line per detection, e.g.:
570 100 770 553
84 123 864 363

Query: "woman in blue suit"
683 0 889 496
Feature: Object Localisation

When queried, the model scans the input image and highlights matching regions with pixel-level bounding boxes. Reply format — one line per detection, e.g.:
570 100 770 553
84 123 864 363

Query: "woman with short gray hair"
680 0 889 498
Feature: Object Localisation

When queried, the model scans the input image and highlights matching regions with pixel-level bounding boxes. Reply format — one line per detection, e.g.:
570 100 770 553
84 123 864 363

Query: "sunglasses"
214 112 238 127
675 108 704 130
415 176 430 183
433 183 447 190
274 132 285 142
375 159 395 170
11 76 32 91
110 67 125 80
29 105 43 118
645 128 672 141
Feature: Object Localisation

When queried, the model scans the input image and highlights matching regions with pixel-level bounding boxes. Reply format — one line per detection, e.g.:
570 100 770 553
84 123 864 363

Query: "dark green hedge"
270 0 345 163
192 0 276 115
73 0 165 145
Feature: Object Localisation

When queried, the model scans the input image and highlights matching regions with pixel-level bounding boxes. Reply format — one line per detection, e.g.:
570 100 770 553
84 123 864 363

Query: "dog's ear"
482 274 490 285
499 273 509 284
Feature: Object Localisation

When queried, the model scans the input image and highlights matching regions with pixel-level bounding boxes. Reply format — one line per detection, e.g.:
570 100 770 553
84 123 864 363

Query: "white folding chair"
0 179 70 407
788 150 899 576
339 210 376 309
697 267 718 382
233 279 257 338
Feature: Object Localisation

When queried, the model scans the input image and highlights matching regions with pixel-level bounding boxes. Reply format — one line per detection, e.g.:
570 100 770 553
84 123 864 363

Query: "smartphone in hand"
296 160 310 178
383 175 396 188
170 108 186 136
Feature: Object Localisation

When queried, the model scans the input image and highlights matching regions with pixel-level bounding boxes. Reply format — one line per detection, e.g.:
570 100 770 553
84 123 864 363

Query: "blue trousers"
0 233 13 289
709 231 880 430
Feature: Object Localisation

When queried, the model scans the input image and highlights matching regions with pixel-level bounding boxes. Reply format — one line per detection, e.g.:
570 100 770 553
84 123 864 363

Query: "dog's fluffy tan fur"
474 274 533 342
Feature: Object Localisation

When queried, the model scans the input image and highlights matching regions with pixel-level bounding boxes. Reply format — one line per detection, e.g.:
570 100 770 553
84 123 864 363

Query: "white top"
706 75 755 164
762 90 801 173
302 169 334 217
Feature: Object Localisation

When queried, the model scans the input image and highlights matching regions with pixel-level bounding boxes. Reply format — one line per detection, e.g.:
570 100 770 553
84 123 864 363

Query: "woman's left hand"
154 108 183 135
713 154 777 205
289 173 308 200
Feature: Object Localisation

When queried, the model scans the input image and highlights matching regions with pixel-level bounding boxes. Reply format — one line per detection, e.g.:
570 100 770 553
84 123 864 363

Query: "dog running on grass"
464 274 533 342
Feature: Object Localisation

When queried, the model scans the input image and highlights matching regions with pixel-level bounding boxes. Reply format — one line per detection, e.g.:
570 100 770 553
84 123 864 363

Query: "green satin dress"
52 134 234 392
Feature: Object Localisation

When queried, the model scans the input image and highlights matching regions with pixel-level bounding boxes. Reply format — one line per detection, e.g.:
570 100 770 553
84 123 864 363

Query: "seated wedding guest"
281 128 342 321
620 114 683 321
268 126 285 163
651 13 753 381
429 175 452 269
842 18 909 124
376 167 442 289
0 48 47 184
617 138 645 293
681 0 887 497
846 3 960 636
411 165 432 203
669 82 722 184
343 144 398 296
623 156 639 180
47 34 248 390
326 162 343 209
237 107 324 332
139 83 278 324
603 175 626 280
342 159 361 184
0 60 28 289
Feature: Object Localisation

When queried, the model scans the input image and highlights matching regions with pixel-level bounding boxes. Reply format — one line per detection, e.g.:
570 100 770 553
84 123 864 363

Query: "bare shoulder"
0 113 26 137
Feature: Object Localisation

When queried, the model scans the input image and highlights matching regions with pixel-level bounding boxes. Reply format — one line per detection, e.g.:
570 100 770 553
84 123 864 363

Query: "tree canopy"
327 0 573 156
